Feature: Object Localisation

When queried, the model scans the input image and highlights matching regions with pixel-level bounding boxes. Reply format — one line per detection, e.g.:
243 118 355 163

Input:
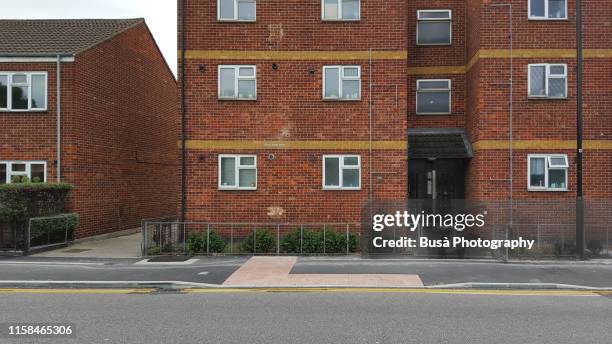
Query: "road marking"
0 288 153 294
198 272 209 276
0 261 106 266
135 259 199 266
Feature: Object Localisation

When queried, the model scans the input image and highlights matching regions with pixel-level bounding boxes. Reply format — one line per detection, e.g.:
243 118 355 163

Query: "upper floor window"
323 155 361 190
528 64 567 99
219 155 257 190
218 0 256 21
417 10 452 45
416 79 451 115
528 154 568 191
0 161 46 184
529 0 567 20
218 65 256 100
323 66 361 100
322 0 360 21
0 72 47 112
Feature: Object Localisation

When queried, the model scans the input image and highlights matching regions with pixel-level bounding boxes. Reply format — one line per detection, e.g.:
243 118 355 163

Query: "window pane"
238 67 255 77
549 156 567 167
342 80 360 99
529 66 546 96
549 65 565 75
419 11 451 19
220 68 236 98
417 91 450 114
12 74 27 84
240 156 255 166
11 85 29 110
0 164 6 185
30 164 45 183
342 0 360 19
548 78 566 98
0 75 7 109
343 168 360 188
238 0 256 20
344 156 359 166
324 157 340 186
31 75 46 109
239 169 256 188
548 169 566 189
343 67 359 78
324 68 340 98
11 163 26 172
418 80 450 90
324 0 339 19
219 0 234 19
417 22 451 45
548 0 565 18
530 158 546 187
530 0 545 17
220 157 236 186
238 80 256 99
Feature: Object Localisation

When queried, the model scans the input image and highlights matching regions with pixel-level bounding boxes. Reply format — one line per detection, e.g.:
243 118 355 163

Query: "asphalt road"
0 290 610 344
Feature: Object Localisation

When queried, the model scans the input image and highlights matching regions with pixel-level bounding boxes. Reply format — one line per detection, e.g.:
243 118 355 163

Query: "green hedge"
0 183 73 223
29 214 79 245
187 231 226 254
240 230 276 253
281 228 359 254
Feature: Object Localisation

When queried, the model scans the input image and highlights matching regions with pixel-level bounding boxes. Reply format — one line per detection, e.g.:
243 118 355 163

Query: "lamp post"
576 0 585 260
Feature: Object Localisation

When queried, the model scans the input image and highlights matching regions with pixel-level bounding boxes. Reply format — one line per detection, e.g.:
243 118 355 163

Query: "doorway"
408 159 466 200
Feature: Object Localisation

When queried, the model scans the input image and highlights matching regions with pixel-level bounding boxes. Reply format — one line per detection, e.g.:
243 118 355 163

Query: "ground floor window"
528 154 568 191
218 155 257 190
0 161 46 184
323 155 361 190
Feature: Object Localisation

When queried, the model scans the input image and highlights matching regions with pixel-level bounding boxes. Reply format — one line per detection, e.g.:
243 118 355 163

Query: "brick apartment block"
0 19 179 238
179 0 611 226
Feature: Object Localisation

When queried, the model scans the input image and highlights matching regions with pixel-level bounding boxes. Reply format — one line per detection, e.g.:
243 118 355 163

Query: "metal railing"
141 222 361 257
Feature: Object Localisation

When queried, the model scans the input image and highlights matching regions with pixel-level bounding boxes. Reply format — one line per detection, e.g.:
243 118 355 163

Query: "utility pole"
576 0 585 259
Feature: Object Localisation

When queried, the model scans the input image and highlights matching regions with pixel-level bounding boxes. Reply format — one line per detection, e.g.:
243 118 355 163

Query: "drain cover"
147 256 191 263
62 249 92 253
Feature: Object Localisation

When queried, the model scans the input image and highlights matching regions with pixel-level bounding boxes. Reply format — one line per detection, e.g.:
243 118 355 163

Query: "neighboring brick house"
179 1 611 225
0 19 179 238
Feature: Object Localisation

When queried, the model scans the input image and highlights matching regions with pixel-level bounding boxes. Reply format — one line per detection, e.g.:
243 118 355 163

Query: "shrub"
0 183 73 223
281 228 359 254
187 231 226 254
240 229 276 253
29 214 79 246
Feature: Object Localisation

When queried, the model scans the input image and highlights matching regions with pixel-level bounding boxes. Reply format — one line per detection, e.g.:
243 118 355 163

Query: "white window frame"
218 155 257 190
528 63 567 99
218 65 257 100
217 0 256 22
322 66 361 101
0 72 48 112
321 0 361 21
0 161 47 184
527 154 568 191
322 155 361 190
416 79 452 115
528 0 568 20
416 10 452 46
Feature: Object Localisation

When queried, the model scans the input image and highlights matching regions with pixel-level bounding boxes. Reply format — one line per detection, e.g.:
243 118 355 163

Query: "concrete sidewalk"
33 232 141 258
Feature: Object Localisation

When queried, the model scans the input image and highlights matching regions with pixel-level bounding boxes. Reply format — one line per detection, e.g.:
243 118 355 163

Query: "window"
528 64 567 99
322 0 360 21
219 155 257 190
218 66 256 100
218 0 256 21
417 10 452 45
416 79 451 114
528 154 568 191
0 72 47 111
529 0 567 20
323 155 361 190
323 66 361 100
0 161 46 184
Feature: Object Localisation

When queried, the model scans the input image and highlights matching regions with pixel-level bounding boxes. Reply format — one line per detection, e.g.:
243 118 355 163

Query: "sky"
1 0 178 75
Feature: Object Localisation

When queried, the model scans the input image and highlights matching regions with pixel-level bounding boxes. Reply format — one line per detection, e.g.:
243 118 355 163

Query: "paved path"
33 233 141 259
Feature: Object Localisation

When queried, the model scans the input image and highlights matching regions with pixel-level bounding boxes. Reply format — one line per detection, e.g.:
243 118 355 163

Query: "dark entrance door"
408 159 466 200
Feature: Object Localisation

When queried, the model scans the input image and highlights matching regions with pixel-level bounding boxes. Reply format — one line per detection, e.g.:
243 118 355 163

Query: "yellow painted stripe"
0 288 154 294
181 140 407 150
474 140 612 150
183 50 408 60
184 287 611 296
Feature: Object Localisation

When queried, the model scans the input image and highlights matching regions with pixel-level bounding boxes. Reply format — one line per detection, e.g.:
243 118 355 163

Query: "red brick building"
0 19 179 238
179 0 611 225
